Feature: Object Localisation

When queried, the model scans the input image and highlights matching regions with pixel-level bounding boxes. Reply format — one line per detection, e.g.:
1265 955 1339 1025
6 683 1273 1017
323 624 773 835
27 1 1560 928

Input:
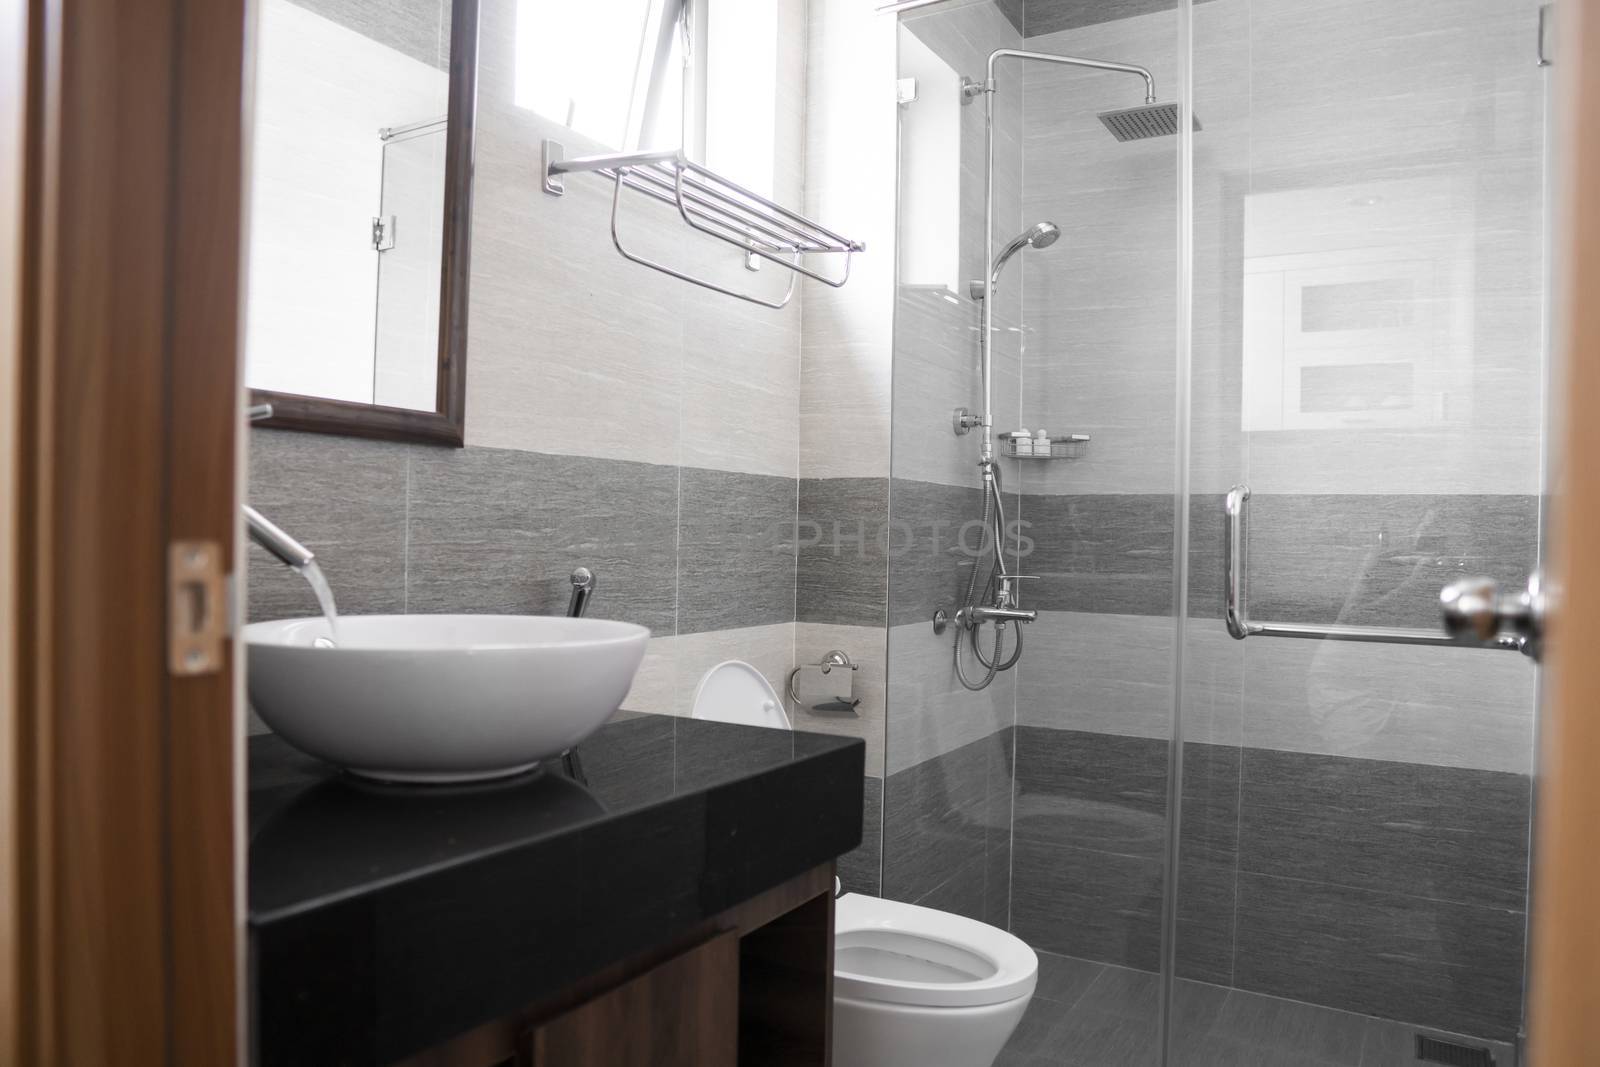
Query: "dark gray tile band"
1005 726 1530 1033
882 730 1014 926
676 466 797 634
1237 747 1531 911
1015 491 1534 627
247 431 797 637
838 775 883 897
887 477 993 627
1242 494 1538 632
1233 872 1525 1041
407 445 680 632
1018 493 1178 617
248 429 410 622
1009 727 1238 984
797 477 890 628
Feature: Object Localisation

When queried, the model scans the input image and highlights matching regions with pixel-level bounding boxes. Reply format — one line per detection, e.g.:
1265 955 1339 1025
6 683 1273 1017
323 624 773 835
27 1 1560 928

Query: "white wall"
246 0 447 404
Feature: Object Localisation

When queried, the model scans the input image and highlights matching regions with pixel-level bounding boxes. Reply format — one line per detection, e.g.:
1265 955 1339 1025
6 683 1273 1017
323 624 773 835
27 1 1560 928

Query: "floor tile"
1034 950 1106 1005
1207 989 1367 1064
1359 1017 1517 1066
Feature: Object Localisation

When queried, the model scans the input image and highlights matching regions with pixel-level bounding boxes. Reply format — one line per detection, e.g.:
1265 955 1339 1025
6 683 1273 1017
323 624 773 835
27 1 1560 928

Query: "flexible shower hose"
953 466 1025 690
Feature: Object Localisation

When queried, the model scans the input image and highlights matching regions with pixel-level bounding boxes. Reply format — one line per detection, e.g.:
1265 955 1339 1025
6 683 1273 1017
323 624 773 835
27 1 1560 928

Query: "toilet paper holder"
787 650 860 713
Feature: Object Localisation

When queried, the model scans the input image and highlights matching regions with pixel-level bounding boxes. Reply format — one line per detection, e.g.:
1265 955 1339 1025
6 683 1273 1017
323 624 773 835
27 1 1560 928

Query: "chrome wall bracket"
1224 484 1531 655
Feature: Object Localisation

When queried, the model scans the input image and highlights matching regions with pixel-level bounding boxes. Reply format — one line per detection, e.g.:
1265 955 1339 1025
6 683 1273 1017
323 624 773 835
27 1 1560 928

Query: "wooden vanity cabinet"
396 862 836 1067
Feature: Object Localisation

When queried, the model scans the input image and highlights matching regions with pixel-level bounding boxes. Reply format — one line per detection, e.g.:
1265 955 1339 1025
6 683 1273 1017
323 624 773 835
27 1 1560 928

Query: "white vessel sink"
245 615 650 783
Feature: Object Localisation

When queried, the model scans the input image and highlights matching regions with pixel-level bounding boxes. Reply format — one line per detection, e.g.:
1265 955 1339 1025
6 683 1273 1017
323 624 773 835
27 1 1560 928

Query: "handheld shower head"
989 221 1061 288
1026 221 1061 249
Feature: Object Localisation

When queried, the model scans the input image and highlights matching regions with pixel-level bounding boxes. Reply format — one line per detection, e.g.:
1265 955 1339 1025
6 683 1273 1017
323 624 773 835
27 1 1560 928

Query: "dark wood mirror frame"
249 0 479 448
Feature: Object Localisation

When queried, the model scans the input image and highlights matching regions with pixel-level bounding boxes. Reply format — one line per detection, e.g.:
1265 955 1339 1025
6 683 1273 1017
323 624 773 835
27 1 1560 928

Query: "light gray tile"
620 636 677 715
800 0 896 481
794 622 887 778
1240 634 1536 773
676 467 797 634
1016 612 1179 739
662 622 795 718
886 620 1016 774
246 430 409 622
1025 0 1221 37
286 0 448 69
679 283 802 479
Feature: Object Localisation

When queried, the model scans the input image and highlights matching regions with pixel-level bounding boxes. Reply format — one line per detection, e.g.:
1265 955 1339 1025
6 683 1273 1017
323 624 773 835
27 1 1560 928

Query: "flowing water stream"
295 559 341 647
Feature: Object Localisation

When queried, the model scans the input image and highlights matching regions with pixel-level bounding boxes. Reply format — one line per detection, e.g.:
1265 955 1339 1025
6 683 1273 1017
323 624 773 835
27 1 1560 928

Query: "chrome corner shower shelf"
541 140 865 310
1223 484 1526 652
1001 434 1089 460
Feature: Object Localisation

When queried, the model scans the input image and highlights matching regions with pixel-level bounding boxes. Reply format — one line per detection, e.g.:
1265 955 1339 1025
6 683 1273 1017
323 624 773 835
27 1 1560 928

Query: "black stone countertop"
249 713 864 1067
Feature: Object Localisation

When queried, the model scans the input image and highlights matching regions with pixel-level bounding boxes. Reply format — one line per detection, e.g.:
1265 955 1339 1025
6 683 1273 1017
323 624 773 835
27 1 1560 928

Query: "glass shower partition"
884 0 1187 1062
885 0 1551 1064
1172 0 1549 1063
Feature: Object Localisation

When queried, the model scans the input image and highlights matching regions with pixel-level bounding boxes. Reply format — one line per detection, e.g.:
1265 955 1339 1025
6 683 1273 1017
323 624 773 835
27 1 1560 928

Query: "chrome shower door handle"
1441 571 1550 661
1224 485 1254 639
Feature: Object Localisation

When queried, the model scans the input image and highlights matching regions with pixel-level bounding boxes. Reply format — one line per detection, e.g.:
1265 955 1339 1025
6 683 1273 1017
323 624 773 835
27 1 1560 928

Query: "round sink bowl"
245 615 650 783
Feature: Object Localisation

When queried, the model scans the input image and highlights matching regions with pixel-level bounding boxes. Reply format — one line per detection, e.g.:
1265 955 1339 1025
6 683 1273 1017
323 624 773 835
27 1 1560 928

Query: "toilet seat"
834 894 1037 1009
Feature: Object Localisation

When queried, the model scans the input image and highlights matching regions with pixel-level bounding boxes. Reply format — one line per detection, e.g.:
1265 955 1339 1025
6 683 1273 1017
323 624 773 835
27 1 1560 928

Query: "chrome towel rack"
1223 485 1525 651
541 140 865 310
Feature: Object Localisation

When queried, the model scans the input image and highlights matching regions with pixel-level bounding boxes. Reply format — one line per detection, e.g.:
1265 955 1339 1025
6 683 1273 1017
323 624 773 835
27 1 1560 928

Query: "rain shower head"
1097 101 1202 142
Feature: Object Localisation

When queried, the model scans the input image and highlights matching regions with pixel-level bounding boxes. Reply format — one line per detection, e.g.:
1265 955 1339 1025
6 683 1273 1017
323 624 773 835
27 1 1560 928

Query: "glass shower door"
1171 0 1552 1061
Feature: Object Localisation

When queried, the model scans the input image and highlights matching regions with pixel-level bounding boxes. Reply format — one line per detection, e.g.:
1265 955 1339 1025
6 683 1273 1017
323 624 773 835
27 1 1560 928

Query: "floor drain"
1416 1034 1496 1067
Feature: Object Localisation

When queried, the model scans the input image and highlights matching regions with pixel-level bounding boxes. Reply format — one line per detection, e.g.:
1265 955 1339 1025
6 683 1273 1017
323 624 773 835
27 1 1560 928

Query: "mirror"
245 0 478 445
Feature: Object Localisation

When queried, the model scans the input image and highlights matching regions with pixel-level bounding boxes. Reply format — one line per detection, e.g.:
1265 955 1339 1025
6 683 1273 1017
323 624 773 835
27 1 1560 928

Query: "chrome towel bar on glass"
1223 485 1524 651
541 141 865 309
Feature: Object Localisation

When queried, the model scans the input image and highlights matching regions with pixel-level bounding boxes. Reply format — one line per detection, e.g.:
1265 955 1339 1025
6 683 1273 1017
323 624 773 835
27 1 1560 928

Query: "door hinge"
169 540 226 676
371 214 396 251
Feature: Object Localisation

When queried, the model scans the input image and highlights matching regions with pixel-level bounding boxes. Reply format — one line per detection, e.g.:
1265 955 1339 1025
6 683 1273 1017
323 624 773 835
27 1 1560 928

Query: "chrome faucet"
245 505 315 570
243 404 315 570
567 567 597 617
965 572 1038 626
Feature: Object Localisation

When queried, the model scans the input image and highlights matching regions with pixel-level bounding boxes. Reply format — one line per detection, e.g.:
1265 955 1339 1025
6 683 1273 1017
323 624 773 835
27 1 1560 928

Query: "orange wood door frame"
9 0 247 1063
1528 0 1600 1061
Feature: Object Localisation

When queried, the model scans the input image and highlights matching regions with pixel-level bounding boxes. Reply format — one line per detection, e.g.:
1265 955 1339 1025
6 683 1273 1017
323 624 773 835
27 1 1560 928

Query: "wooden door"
5 0 248 1063
1527 0 1600 1061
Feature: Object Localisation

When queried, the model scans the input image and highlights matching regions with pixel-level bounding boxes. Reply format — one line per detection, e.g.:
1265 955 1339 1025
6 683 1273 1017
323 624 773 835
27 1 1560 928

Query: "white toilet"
692 662 1038 1067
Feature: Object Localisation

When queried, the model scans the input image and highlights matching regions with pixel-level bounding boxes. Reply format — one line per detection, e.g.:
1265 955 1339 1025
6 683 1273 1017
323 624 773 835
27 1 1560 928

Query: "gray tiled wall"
250 431 793 637
881 729 1014 929
796 477 890 629
1006 726 1530 1040
287 0 449 69
1015 490 1537 627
